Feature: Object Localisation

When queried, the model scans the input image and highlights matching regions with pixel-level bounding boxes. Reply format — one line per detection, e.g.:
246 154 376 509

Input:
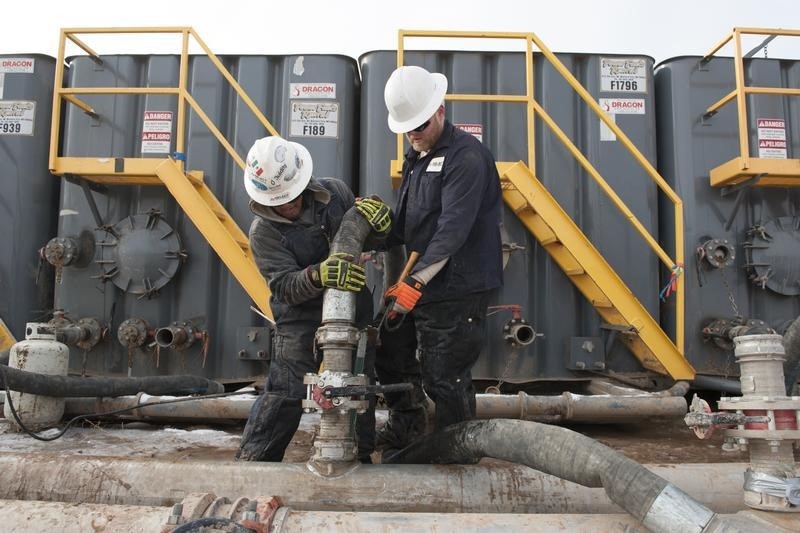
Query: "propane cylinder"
3 323 69 431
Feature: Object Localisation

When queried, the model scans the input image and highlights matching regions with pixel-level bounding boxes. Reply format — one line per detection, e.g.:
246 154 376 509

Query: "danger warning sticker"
455 123 483 143
757 118 786 159
141 110 173 154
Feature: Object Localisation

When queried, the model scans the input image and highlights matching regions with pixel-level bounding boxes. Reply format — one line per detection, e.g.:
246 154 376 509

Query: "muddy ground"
0 407 757 465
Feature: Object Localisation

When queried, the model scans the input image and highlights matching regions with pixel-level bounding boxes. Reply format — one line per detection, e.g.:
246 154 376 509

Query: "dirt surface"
574 417 749 464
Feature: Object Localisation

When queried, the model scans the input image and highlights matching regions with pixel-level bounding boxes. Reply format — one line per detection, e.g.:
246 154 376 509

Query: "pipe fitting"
117 318 153 350
48 312 105 351
503 318 538 346
155 323 203 351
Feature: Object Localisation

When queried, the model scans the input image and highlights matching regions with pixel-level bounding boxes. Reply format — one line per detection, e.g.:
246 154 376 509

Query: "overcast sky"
2 0 798 64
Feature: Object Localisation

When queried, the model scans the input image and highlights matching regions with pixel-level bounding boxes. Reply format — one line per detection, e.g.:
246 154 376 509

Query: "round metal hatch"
746 216 800 296
95 210 185 298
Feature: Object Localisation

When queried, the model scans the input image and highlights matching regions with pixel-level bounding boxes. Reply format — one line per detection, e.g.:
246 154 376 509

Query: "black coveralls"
237 177 375 462
377 121 504 445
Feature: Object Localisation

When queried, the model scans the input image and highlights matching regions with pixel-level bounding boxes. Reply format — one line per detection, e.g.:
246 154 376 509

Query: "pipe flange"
700 238 735 269
314 325 360 348
503 318 538 346
75 318 104 351
155 322 197 351
44 237 80 268
117 318 151 349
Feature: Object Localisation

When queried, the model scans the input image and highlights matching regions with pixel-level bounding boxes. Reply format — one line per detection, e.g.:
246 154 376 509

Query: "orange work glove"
384 276 424 316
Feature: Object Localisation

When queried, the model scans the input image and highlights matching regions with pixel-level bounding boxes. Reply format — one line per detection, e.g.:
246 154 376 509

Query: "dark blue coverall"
376 120 504 448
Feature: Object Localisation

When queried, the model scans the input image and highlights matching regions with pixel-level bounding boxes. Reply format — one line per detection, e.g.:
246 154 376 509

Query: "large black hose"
384 419 715 532
330 206 372 257
0 364 223 397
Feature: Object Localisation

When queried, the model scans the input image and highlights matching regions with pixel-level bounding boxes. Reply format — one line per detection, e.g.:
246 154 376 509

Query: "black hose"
0 363 223 397
782 315 800 395
384 419 713 527
691 374 741 395
330 206 372 257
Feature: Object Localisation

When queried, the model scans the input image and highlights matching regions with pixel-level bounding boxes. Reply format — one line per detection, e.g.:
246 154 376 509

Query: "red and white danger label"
757 118 786 159
455 123 483 143
141 110 173 154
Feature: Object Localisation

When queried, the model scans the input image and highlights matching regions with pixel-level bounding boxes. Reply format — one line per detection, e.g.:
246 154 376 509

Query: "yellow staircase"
501 162 693 379
48 28 275 318
393 30 695 380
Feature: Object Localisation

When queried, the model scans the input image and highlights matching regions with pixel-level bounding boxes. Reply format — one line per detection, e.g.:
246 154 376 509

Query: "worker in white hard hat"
376 65 504 454
236 136 392 463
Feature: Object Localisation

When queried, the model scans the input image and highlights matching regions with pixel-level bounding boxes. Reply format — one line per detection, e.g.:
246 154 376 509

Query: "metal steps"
500 161 695 380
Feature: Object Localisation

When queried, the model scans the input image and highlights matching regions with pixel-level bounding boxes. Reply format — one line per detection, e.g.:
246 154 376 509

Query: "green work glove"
355 197 392 235
310 253 366 292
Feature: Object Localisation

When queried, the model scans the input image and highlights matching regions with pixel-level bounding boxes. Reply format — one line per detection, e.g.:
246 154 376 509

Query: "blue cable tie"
173 151 187 162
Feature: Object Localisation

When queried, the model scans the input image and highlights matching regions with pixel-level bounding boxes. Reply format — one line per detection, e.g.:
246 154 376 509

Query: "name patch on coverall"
426 156 445 172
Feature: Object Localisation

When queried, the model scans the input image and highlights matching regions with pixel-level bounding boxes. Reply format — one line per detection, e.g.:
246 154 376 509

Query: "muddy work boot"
376 408 428 453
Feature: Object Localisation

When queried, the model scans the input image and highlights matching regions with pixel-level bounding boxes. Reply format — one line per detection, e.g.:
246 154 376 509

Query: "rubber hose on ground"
384 419 715 532
0 364 223 397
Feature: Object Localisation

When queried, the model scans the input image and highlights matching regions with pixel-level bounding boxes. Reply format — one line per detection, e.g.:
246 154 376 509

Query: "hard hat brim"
244 141 313 207
387 72 448 134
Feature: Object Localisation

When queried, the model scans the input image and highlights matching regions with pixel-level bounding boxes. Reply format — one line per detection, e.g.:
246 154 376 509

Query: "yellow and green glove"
355 197 392 235
310 253 366 292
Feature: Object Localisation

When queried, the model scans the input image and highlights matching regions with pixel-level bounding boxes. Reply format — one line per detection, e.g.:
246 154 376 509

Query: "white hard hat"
243 136 313 206
384 66 447 134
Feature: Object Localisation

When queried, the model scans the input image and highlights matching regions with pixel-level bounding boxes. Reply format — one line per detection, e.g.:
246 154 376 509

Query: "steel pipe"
60 390 686 425
0 454 750 514
1 499 795 533
474 391 687 422
0 499 649 532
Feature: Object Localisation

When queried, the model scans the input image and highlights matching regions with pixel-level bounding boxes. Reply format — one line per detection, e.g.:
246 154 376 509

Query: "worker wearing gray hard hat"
377 66 503 452
236 136 391 463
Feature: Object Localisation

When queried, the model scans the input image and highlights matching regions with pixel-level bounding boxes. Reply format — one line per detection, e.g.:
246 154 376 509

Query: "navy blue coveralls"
376 120 503 446
237 177 375 462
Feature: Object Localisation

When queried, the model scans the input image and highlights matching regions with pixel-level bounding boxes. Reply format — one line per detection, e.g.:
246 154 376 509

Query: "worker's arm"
249 218 323 306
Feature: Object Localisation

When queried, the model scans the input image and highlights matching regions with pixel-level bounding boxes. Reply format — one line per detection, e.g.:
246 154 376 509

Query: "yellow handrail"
395 29 685 353
701 28 800 172
48 27 279 173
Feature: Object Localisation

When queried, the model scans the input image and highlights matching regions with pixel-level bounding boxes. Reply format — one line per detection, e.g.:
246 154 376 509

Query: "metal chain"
720 267 741 318
494 345 519 391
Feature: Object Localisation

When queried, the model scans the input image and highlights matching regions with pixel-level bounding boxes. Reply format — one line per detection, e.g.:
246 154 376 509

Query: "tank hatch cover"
745 216 800 296
95 209 185 298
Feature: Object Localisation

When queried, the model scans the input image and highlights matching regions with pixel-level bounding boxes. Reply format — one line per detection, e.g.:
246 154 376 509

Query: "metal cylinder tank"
0 55 59 341
3 323 70 430
359 50 660 382
655 55 800 376
54 53 360 380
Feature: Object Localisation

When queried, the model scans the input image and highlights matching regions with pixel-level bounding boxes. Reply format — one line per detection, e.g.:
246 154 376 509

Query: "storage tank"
0 54 59 341
360 50 660 382
655 55 800 376
52 53 360 380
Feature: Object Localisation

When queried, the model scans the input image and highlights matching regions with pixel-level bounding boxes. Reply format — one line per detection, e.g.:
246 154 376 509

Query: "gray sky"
2 0 799 64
